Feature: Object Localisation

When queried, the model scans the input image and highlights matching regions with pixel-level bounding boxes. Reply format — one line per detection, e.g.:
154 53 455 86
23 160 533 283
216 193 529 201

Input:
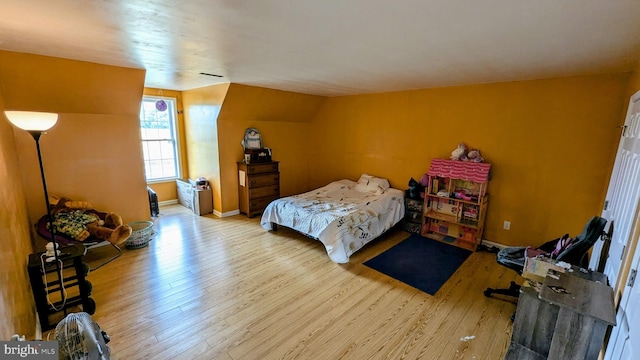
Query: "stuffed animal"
49 197 133 245
466 148 484 163
419 173 429 187
450 143 468 161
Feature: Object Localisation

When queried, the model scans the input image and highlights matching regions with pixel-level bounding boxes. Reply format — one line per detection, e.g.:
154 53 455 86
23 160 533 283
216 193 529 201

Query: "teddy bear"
48 197 133 245
450 143 468 161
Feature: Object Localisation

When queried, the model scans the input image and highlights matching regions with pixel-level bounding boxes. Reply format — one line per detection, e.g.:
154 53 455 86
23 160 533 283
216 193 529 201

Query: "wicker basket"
125 221 154 249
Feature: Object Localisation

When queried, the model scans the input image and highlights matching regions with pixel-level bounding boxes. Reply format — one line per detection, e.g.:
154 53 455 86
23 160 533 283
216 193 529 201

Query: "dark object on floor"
484 216 607 299
477 244 500 253
148 186 159 217
364 234 472 295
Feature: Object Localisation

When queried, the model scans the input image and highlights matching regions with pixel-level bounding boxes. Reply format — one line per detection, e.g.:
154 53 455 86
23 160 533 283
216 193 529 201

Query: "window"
139 96 180 181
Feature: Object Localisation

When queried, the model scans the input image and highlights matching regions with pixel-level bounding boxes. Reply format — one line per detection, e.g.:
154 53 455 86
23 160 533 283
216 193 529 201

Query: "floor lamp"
5 111 66 308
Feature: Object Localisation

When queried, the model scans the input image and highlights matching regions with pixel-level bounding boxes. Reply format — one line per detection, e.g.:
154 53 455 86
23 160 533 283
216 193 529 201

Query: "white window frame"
139 95 181 182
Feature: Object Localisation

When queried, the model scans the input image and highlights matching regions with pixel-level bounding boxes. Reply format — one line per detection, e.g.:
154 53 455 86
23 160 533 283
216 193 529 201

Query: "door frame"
591 89 640 304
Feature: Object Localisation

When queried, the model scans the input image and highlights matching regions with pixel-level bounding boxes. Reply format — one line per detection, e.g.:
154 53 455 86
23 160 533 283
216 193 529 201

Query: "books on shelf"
422 158 491 251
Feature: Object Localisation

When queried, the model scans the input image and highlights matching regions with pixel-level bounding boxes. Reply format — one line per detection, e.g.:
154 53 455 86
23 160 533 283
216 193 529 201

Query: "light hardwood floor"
66 204 518 359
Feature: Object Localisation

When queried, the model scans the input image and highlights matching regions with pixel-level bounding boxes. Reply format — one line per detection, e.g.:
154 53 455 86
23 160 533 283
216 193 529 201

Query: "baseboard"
158 200 238 218
481 239 507 250
159 199 178 206
216 209 240 218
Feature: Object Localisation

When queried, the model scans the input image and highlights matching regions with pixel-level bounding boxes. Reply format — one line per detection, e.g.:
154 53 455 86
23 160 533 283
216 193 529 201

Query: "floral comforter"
260 179 405 263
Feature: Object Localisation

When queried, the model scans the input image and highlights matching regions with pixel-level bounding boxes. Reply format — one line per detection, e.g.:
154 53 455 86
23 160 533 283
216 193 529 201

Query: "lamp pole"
5 111 66 314
30 130 66 310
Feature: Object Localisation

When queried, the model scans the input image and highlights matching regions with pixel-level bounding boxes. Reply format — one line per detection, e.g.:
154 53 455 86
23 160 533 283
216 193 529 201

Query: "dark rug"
364 234 472 295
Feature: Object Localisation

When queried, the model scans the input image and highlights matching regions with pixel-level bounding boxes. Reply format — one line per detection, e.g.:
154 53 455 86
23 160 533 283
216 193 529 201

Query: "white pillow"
354 174 390 195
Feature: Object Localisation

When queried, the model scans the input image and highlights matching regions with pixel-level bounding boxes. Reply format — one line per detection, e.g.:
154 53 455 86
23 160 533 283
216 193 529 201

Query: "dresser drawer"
176 179 194 209
249 196 278 215
246 162 279 175
249 184 280 199
238 161 280 217
248 173 280 188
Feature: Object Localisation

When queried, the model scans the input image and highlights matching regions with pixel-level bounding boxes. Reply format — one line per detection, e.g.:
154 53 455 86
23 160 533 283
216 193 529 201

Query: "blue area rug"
364 234 472 295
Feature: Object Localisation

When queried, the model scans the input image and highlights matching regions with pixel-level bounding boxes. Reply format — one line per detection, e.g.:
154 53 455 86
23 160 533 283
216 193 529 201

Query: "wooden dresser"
237 161 280 217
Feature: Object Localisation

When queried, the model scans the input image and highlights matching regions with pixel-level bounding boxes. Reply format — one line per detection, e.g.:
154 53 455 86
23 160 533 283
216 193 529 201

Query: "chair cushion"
36 211 107 246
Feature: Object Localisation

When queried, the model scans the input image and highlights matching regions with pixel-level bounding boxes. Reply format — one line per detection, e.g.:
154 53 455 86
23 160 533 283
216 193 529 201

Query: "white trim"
216 209 240 218
158 201 239 218
480 239 508 250
159 199 178 206
140 95 182 181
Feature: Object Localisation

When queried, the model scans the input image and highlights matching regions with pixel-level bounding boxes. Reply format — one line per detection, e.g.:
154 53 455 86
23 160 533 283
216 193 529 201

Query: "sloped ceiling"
1 0 640 96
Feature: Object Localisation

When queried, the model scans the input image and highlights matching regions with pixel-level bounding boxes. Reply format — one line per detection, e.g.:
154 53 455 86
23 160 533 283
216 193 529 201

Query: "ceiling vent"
199 72 224 78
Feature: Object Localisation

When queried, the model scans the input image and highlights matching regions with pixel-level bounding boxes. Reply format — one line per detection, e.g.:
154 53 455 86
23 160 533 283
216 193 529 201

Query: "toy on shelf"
454 190 473 201
449 142 485 163
450 143 468 161
406 177 426 200
467 148 484 163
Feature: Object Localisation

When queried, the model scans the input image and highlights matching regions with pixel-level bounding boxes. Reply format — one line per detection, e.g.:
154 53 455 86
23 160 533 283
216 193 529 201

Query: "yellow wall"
144 88 188 202
180 76 628 247
182 84 326 215
181 83 230 212
0 51 150 337
216 84 327 213
310 74 630 247
627 61 640 98
0 51 150 226
147 75 634 249
0 96 37 339
0 53 142 115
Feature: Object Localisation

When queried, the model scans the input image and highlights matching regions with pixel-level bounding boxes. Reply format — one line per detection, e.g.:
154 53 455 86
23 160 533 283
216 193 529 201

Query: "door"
604 234 640 359
590 90 640 289
591 90 640 360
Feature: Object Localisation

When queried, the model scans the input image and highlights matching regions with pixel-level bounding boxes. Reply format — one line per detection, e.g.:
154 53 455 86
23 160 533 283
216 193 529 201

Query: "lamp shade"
5 111 58 131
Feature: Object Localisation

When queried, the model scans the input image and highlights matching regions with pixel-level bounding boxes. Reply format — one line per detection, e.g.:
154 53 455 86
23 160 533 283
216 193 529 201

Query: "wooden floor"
59 204 518 359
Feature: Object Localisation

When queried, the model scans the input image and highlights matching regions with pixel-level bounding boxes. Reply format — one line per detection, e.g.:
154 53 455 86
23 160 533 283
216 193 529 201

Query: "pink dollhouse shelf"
426 159 491 183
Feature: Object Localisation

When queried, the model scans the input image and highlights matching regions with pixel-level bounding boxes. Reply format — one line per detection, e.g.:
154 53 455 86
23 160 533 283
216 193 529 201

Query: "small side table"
27 244 96 331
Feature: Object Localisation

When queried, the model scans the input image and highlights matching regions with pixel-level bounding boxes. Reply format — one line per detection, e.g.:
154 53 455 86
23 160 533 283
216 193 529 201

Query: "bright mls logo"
0 341 57 359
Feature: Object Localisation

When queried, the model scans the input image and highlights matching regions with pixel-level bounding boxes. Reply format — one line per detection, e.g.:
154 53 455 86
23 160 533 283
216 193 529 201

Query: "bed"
260 174 405 263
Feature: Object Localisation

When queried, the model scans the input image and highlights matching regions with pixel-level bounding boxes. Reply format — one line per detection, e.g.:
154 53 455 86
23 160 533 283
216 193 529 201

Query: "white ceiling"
1 0 640 97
